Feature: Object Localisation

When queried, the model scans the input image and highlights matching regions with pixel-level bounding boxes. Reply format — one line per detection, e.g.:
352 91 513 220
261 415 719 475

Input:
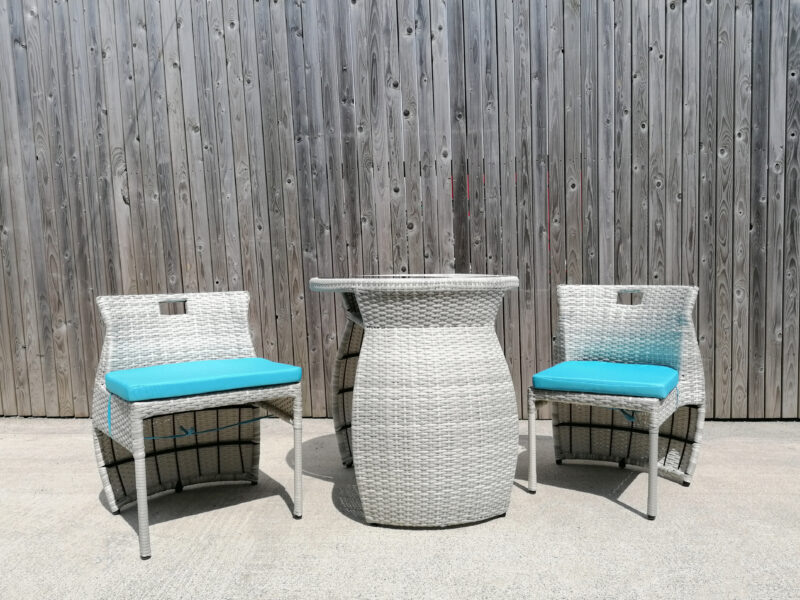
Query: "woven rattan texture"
91 291 302 557
528 285 706 516
314 275 520 527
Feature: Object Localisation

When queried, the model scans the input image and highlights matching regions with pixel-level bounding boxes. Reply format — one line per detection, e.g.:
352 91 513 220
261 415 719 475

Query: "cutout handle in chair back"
95 292 254 372
556 285 698 371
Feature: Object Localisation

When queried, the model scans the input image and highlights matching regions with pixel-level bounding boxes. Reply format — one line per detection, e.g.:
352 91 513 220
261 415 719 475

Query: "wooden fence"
0 0 798 419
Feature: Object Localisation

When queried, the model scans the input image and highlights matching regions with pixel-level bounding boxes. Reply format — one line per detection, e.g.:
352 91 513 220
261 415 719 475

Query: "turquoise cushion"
106 358 302 402
532 360 678 399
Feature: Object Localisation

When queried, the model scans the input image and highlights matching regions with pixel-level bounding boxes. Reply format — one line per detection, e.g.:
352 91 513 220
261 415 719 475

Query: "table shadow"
286 432 366 524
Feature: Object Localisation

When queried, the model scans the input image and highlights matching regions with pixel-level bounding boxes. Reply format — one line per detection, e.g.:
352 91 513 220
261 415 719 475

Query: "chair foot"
682 481 691 488
293 514 302 520
527 489 536 495
555 459 562 465
618 459 626 469
175 481 184 494
141 555 151 560
112 510 120 515
647 515 656 521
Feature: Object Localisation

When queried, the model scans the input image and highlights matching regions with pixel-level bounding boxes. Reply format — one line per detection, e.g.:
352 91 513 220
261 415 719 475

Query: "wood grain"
0 0 797 419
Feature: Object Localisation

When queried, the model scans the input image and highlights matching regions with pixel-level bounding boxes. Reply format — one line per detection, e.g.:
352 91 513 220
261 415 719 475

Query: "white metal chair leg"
293 419 303 518
133 453 151 559
647 425 658 520
527 389 537 494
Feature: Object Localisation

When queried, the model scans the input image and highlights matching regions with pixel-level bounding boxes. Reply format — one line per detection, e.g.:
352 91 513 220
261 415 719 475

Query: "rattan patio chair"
91 292 303 559
527 285 705 519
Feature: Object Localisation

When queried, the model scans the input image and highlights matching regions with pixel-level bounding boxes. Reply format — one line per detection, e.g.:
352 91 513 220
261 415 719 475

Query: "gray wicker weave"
92 292 302 558
527 285 705 519
310 275 519 527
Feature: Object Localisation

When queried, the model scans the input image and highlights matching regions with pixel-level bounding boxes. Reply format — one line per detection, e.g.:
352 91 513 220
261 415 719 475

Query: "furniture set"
91 278 705 558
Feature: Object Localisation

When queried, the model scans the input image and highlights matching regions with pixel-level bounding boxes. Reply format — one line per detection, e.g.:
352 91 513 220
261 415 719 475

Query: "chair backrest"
95 292 256 376
555 285 705 405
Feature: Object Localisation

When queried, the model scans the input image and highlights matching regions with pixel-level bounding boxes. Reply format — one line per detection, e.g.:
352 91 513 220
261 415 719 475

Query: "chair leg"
527 389 537 494
292 417 303 519
133 453 151 559
647 425 658 520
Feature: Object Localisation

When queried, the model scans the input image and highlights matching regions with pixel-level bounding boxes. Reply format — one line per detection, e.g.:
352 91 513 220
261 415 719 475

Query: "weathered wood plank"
715 0 734 419
464 0 485 275
334 0 364 279
731 0 753 419
238 0 279 360
649 0 666 285
682 0 700 289
129 0 169 293
272 0 313 415
97 0 137 295
381 0 408 276
564 0 582 283
482 0 501 281
581 0 598 284
189 0 228 292
37 0 85 416
175 0 212 292
749 0 769 418
351 0 378 275
76 0 122 301
498 0 521 407
784 0 800 419
766 0 789 418
530 0 550 377
0 54 26 415
295 0 338 416
53 0 98 415
160 0 198 294
514 0 535 417
698 0 718 412
18 0 64 416
114 0 151 292
398 0 424 274
448 0 468 273
430 0 454 273
597 0 614 285
252 0 292 364
665 0 682 286
547 0 566 354
220 0 260 354
614 0 632 286
630 0 649 287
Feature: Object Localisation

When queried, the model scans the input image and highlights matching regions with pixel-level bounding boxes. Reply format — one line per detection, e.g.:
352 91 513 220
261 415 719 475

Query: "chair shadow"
517 432 650 519
287 432 366 524
109 471 294 532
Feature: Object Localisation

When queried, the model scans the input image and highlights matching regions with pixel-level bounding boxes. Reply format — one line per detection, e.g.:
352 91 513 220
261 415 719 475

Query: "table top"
309 274 519 294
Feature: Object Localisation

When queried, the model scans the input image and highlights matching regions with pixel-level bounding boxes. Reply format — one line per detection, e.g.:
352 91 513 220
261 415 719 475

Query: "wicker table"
310 275 519 527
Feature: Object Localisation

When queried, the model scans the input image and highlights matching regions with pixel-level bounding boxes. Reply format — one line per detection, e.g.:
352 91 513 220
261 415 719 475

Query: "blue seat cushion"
532 360 679 399
105 358 302 402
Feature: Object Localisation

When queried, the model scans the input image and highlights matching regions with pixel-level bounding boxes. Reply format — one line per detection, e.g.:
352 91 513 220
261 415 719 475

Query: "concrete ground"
0 418 798 600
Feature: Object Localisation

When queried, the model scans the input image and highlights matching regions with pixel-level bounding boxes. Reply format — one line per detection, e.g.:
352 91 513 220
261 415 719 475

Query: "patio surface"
0 418 798 599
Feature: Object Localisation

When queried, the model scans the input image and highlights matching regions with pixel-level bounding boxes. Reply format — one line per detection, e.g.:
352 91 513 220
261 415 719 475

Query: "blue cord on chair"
107 394 269 440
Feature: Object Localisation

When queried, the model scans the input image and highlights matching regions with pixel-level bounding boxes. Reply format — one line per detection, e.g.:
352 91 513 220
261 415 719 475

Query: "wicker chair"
91 292 303 558
527 285 705 519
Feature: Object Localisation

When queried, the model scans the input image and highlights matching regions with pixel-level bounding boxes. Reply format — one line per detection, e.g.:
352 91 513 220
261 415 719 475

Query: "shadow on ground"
517 432 681 519
108 472 294 533
288 432 365 524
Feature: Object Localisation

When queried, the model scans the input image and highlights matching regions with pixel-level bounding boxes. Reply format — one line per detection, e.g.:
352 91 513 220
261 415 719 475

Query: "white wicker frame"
527 285 706 519
92 292 302 558
311 275 520 527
